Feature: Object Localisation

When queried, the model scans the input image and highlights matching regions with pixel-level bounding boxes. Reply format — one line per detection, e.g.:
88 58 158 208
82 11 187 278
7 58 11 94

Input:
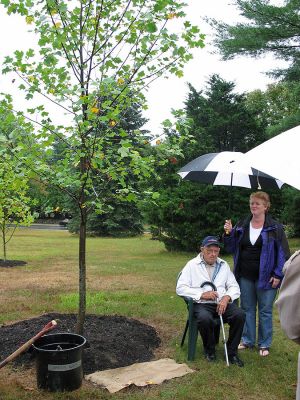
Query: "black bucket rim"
32 332 86 353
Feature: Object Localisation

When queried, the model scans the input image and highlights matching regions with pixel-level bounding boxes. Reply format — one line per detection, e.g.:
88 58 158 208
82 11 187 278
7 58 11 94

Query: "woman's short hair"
250 191 271 212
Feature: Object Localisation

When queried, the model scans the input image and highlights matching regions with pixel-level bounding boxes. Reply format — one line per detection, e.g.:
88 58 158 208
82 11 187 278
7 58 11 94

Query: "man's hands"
200 291 231 315
201 290 218 301
216 295 231 315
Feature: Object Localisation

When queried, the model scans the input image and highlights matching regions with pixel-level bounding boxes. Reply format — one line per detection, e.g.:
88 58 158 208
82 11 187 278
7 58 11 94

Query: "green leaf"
145 22 157 33
126 193 136 202
118 147 130 158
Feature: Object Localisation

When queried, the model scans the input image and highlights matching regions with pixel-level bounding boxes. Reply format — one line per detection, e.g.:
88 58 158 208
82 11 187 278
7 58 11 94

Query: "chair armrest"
180 296 195 322
180 296 193 306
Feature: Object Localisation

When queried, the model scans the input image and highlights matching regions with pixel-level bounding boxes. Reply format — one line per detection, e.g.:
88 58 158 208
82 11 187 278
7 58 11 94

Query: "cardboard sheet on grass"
85 358 194 393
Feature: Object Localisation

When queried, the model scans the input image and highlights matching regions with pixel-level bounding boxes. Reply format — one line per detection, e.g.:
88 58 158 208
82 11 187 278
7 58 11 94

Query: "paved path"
11 224 68 231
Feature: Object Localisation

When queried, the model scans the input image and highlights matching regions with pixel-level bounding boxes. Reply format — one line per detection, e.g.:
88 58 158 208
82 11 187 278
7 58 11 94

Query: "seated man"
176 235 245 366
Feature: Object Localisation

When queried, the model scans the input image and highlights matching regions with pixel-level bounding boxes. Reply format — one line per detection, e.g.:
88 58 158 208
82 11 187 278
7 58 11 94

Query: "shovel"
0 319 57 369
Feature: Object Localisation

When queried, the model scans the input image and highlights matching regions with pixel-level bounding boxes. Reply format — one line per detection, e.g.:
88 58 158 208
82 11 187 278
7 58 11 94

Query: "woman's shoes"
239 343 270 356
259 348 270 357
238 343 251 350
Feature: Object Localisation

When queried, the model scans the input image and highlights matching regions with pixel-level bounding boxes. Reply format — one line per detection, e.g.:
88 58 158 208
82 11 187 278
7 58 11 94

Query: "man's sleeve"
275 250 300 344
176 263 203 302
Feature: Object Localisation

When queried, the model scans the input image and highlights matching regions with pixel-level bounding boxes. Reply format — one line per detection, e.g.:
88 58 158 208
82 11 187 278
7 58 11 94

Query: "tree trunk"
76 207 87 335
1 223 6 262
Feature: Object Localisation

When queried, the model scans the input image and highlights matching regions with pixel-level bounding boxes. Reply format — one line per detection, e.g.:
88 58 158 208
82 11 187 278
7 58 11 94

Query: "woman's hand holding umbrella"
224 219 232 234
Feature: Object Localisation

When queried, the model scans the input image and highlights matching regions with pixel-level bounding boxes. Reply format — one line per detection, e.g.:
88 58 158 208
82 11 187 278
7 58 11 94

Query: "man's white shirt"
176 254 240 303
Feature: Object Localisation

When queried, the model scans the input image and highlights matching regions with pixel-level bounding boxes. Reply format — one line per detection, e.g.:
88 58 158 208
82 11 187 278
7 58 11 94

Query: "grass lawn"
0 229 299 400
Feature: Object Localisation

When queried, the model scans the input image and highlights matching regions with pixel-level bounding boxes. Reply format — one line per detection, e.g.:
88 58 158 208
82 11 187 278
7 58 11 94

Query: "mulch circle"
0 313 161 374
0 259 27 268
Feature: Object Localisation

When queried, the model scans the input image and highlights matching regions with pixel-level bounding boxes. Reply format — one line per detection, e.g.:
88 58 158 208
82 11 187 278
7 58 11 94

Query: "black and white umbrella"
243 125 300 191
177 151 283 190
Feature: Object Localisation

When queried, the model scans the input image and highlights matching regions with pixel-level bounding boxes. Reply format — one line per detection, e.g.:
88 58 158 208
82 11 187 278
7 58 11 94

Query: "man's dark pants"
193 302 245 356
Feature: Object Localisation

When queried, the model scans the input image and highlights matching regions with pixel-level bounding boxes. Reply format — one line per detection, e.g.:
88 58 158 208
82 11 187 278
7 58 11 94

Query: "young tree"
209 0 300 81
0 155 34 261
67 98 150 237
1 0 204 332
0 104 35 261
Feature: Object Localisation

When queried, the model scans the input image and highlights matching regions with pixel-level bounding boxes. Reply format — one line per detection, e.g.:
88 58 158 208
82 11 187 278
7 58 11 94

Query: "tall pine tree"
209 0 300 81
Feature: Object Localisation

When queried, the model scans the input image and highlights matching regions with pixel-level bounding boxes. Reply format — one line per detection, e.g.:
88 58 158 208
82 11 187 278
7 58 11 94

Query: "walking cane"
200 281 230 366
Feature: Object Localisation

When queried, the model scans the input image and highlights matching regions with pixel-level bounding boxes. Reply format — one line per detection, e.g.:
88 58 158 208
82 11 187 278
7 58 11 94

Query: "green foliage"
0 0 204 329
31 100 150 235
0 158 34 261
68 200 144 237
0 0 205 203
146 182 248 252
146 75 267 251
0 0 205 216
184 75 266 153
27 177 71 218
246 81 300 137
290 195 300 236
0 100 35 260
209 0 300 81
0 155 34 253
281 187 300 237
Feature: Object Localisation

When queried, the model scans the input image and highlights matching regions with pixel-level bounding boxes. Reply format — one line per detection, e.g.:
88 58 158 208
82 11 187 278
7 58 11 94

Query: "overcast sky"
0 1 286 136
144 0 287 136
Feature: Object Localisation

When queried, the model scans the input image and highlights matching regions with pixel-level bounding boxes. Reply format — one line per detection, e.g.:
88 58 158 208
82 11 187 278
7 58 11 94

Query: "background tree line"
2 70 298 254
1 0 300 258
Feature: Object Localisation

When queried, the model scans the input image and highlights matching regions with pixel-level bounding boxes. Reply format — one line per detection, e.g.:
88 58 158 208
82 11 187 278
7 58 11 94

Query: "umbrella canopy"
243 125 300 190
178 151 283 190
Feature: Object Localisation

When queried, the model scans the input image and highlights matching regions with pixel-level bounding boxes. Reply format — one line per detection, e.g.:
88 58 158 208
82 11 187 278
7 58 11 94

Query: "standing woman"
223 191 290 356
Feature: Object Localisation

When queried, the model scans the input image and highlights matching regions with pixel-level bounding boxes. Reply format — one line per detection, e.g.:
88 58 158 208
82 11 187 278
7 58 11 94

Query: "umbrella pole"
224 175 233 236
228 173 233 215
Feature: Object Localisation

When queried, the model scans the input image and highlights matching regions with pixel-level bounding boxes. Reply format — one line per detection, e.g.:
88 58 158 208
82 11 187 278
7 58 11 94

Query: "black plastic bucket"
32 333 86 392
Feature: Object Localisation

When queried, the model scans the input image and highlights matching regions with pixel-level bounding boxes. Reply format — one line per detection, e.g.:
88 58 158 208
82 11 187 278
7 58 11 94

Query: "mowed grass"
0 229 299 400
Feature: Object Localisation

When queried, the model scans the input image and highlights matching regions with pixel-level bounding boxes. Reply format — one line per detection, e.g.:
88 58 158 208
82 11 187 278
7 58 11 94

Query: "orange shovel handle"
0 320 57 369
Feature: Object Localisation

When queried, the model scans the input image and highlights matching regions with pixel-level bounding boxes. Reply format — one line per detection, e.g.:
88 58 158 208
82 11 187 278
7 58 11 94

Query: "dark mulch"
0 259 27 268
0 313 161 374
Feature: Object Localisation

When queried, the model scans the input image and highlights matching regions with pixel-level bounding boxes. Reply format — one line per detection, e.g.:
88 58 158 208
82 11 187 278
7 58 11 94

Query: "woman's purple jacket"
223 214 291 290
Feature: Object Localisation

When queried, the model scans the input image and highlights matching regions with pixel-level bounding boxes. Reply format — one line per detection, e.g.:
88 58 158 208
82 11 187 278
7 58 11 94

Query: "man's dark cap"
201 236 221 248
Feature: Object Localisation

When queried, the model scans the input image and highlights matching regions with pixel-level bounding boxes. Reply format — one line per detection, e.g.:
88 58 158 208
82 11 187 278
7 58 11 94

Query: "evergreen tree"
146 75 270 251
185 75 266 153
209 0 300 81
